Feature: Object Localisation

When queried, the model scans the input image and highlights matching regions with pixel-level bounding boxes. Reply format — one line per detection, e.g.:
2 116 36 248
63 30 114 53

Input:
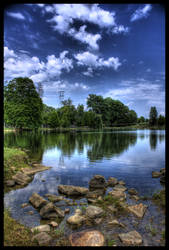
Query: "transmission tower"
58 90 64 107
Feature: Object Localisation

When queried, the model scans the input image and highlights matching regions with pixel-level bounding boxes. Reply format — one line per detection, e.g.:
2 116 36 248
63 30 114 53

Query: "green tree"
137 116 145 123
76 104 85 126
48 111 60 128
4 77 43 129
158 114 165 126
149 107 158 126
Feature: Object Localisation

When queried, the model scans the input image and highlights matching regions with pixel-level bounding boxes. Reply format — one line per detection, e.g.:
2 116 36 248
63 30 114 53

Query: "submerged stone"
127 203 147 218
40 202 65 219
118 230 142 245
69 230 105 246
29 193 48 209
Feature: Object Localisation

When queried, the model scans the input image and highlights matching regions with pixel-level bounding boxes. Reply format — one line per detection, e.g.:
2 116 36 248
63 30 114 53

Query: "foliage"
4 77 43 129
137 116 145 123
158 115 165 126
149 106 158 126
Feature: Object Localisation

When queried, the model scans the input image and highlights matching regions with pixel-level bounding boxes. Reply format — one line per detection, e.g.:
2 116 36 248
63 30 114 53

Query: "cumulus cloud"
74 51 121 71
4 47 73 83
130 4 152 22
37 4 129 50
6 11 25 20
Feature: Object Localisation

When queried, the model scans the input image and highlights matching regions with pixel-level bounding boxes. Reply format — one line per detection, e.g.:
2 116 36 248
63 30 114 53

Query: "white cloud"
74 51 121 71
68 25 101 50
4 47 73 83
130 4 152 22
83 67 93 77
6 11 25 20
37 4 129 50
146 68 151 72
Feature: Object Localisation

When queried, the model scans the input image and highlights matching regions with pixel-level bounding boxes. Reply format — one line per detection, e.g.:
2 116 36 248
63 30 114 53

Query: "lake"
4 129 165 244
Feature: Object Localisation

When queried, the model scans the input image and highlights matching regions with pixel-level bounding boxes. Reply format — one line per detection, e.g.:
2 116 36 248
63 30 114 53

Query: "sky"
4 3 165 118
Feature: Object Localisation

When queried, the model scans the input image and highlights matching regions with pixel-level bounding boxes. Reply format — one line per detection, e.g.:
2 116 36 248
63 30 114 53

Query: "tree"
158 114 165 126
137 116 145 123
76 104 85 126
48 111 60 128
149 107 158 126
4 77 43 129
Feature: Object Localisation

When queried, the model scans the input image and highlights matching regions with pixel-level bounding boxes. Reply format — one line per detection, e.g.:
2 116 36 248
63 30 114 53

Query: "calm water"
4 129 165 228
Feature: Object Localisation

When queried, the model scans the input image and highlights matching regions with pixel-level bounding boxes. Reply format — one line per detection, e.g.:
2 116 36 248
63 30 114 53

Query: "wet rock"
107 177 118 187
67 209 86 226
118 180 125 185
5 180 15 187
152 171 162 178
85 205 104 219
86 190 104 199
58 185 88 196
87 199 97 204
108 219 125 228
108 190 126 200
160 175 165 183
107 205 118 213
89 175 106 190
44 194 65 202
48 221 58 227
128 188 138 195
21 203 29 208
113 184 127 192
29 193 48 209
69 230 105 246
12 172 32 186
31 225 50 233
94 218 103 225
160 168 165 174
64 208 70 214
21 166 51 176
127 203 147 218
32 232 52 245
130 195 140 201
40 202 65 219
27 211 34 215
118 230 142 245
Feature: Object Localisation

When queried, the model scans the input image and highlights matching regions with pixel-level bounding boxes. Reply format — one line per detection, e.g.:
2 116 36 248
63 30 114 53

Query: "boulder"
12 172 32 186
58 185 88 196
85 205 104 219
152 171 162 178
86 190 105 199
5 180 15 187
113 184 127 192
69 230 105 246
67 209 86 226
107 177 118 187
21 166 51 176
48 221 58 227
118 230 142 245
108 219 125 228
128 188 138 195
29 193 48 209
44 194 65 202
32 232 52 245
40 202 64 219
31 225 50 233
118 180 125 185
89 175 106 190
129 195 140 201
127 203 147 218
108 190 126 200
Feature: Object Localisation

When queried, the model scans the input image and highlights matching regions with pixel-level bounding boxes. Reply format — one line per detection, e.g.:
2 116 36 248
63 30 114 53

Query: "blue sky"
4 3 165 118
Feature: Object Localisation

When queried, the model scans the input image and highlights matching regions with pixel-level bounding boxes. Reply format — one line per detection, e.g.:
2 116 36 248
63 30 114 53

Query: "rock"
58 185 88 197
113 184 127 192
94 218 103 224
128 188 138 195
64 208 70 214
86 190 104 199
89 175 106 190
48 221 58 227
85 205 104 219
130 195 140 201
108 219 125 228
152 171 162 178
108 190 126 200
67 209 86 226
44 194 65 202
40 202 65 219
69 230 105 246
21 166 51 176
160 168 165 173
32 232 52 245
107 205 117 213
107 177 118 187
29 193 48 209
118 180 125 185
127 203 147 218
27 211 34 215
21 203 29 208
31 225 50 233
12 172 32 186
118 230 142 245
5 180 15 187
160 176 165 183
87 199 98 204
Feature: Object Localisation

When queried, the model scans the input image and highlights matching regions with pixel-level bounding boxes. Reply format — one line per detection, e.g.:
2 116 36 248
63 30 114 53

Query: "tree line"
4 77 165 130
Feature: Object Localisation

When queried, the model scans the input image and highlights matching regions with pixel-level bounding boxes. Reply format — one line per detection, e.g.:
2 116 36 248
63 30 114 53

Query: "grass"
152 189 165 209
145 223 157 236
107 239 116 246
4 208 37 246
